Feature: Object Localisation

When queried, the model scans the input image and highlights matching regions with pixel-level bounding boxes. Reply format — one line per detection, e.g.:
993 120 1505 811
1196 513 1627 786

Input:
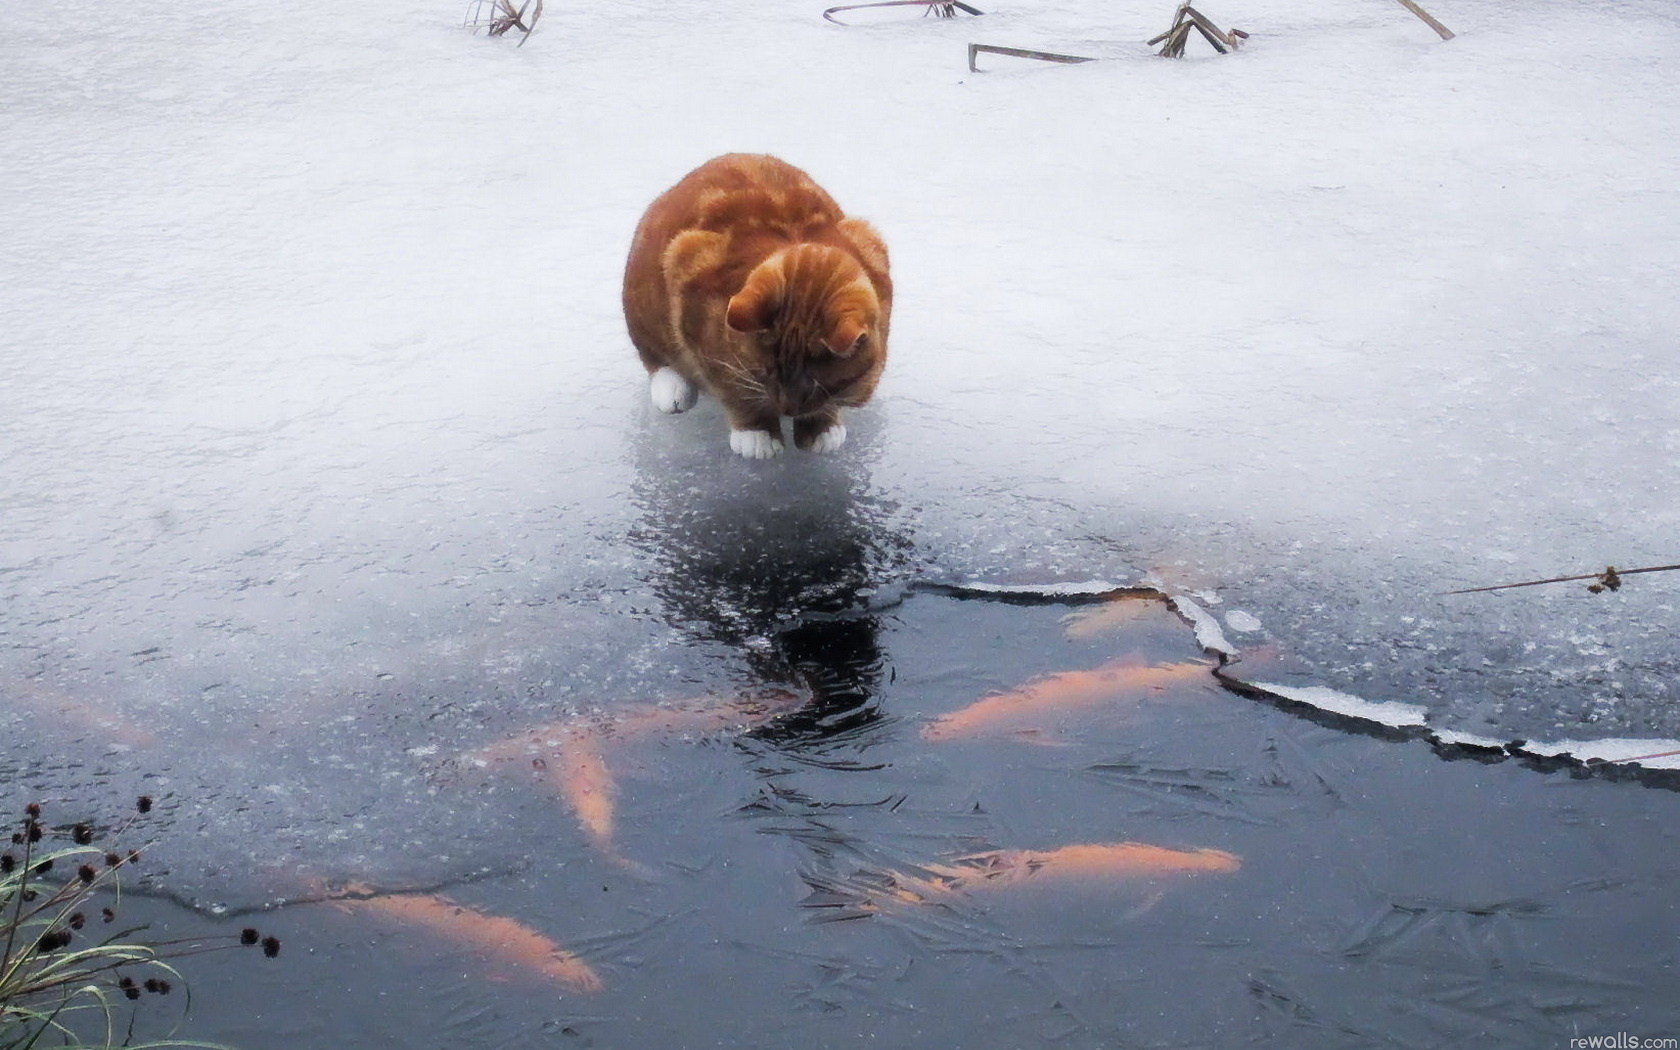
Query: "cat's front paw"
729 428 785 459
803 423 847 454
649 367 698 414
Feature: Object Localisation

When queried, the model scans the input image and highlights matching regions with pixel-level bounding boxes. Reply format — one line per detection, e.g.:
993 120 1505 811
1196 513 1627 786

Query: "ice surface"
5 0 1680 899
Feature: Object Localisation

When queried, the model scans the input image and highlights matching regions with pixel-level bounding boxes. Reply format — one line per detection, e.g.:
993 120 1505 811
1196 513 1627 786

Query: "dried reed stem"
1395 0 1454 41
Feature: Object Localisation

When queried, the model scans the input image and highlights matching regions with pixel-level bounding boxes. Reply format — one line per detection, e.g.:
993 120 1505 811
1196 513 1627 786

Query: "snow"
5 0 1680 776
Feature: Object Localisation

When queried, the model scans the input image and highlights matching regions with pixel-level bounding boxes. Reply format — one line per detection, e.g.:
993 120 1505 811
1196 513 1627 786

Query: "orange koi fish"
333 890 604 992
466 688 806 864
471 689 807 767
1060 598 1159 640
921 659 1213 742
927 841 1240 888
865 841 1239 908
611 688 807 739
4 679 157 750
471 723 621 860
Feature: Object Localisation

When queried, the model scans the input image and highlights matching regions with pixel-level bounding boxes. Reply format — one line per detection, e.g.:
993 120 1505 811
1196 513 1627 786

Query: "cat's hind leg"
649 366 699 414
793 409 847 454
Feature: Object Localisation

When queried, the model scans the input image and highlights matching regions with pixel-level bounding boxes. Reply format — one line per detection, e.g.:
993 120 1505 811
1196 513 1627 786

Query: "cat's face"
723 244 887 419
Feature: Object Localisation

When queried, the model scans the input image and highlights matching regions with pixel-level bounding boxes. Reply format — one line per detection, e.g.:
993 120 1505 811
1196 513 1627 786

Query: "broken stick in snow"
967 43 1096 71
1150 4 1244 58
1442 563 1680 596
1395 0 1454 41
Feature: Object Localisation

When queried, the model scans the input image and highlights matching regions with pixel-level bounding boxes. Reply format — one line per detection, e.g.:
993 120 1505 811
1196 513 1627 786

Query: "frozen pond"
27 590 1680 1049
5 0 1680 1044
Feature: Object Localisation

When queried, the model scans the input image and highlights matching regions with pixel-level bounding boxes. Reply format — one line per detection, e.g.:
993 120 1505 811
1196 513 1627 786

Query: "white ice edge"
1517 737 1680 771
947 583 1679 773
948 579 1141 596
1248 683 1680 770
1246 681 1431 728
1430 729 1511 750
1167 595 1237 657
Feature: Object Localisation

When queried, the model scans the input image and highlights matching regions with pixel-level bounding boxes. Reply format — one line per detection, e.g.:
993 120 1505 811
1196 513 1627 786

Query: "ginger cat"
622 154 891 458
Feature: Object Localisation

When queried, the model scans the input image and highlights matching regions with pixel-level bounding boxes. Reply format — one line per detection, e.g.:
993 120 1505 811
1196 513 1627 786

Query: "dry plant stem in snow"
1443 563 1680 596
0 799 282 1050
1395 0 1453 41
1149 4 1243 57
822 0 982 25
463 0 543 45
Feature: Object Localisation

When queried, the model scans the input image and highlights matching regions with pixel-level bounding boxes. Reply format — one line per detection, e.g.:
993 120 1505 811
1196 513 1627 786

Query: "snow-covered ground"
5 0 1678 784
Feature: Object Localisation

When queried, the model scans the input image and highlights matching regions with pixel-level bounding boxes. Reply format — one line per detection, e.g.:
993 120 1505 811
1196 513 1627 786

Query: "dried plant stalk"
1151 4 1242 58
967 43 1097 72
1395 0 1454 41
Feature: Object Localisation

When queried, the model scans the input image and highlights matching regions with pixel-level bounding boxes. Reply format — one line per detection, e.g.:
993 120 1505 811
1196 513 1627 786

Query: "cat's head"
724 243 888 418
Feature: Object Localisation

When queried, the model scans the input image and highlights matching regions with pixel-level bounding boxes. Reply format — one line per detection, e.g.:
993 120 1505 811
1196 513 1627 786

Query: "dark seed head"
78 864 96 884
125 849 141 865
1 853 13 873
25 803 41 819
240 928 260 946
72 823 94 845
102 907 116 923
118 976 136 990
123 984 141 1000
26 822 42 843
9 833 21 846
35 929 72 954
69 913 86 930
136 796 153 815
105 852 123 867
261 935 281 958
34 859 53 875
21 889 37 902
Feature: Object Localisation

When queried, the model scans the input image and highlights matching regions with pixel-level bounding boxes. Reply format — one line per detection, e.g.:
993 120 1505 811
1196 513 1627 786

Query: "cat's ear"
726 256 785 333
822 317 868 357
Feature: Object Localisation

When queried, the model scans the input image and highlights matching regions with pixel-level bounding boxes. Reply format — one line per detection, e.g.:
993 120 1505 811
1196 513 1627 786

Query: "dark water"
5 419 1678 1050
46 584 1677 1050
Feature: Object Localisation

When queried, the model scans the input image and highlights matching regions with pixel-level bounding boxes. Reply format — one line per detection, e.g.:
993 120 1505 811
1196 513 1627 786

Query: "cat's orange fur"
622 154 891 457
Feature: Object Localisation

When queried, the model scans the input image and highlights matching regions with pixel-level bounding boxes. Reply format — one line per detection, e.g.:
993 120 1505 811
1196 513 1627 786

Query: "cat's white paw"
730 429 784 459
805 423 848 454
649 367 698 414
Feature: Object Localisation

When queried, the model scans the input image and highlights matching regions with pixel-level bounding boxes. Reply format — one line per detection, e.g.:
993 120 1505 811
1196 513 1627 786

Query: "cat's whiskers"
714 355 771 406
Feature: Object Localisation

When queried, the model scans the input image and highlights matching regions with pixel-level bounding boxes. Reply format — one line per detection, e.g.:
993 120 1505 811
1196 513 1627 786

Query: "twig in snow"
1149 3 1244 57
1395 0 1454 41
967 43 1096 72
1441 563 1680 596
823 0 982 26
464 0 543 45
